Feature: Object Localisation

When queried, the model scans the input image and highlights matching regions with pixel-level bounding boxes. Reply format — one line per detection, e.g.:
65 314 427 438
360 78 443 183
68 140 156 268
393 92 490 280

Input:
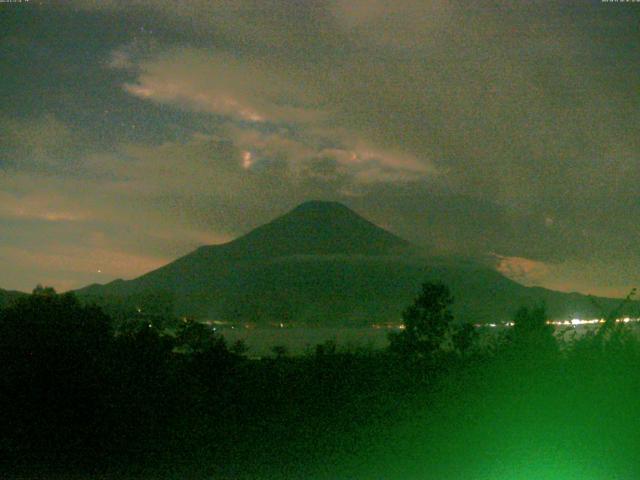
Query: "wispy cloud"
1 1 638 294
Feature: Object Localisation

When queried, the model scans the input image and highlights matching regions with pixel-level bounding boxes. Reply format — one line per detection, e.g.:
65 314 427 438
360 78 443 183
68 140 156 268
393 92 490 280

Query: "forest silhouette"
1 283 640 479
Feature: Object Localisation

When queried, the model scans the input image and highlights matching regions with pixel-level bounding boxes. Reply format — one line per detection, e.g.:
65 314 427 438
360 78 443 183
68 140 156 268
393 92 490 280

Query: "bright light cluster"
548 317 638 326
472 317 640 328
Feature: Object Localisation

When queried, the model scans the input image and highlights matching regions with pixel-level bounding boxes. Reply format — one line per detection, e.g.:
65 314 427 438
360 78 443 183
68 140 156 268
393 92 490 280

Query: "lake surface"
217 322 640 357
218 325 399 356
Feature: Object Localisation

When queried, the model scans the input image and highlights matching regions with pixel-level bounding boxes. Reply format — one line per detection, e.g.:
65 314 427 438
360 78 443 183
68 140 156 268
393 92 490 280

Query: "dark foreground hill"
0 288 26 309
76 201 636 324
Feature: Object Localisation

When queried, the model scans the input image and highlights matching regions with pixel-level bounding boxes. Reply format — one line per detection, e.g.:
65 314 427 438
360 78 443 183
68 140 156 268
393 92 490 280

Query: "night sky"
1 0 638 296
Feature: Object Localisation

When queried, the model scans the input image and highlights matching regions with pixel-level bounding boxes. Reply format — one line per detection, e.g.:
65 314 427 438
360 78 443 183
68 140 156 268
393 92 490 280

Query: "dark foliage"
0 287 112 454
388 281 455 359
2 284 640 479
508 304 557 356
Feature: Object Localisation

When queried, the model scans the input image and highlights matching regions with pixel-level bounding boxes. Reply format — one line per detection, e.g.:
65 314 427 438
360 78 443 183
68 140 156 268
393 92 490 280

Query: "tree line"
1 282 639 478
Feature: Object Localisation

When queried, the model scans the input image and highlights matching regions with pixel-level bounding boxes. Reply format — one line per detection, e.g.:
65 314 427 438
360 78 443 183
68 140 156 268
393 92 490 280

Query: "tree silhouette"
452 322 477 357
389 281 454 359
509 304 556 356
0 287 113 453
175 318 227 355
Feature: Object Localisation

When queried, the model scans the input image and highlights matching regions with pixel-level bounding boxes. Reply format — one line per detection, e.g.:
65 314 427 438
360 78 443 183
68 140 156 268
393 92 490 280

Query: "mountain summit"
220 201 412 258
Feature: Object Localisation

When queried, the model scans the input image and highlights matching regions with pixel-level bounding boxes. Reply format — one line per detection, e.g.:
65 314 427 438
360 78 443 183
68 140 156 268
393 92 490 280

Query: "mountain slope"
76 201 635 324
80 201 414 295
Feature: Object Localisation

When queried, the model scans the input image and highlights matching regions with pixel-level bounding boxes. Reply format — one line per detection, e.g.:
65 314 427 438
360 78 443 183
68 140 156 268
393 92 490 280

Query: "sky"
0 0 638 297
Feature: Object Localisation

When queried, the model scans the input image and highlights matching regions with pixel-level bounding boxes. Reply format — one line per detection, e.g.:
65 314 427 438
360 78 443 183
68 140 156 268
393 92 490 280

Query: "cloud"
116 45 441 186
493 254 551 285
3 1 638 296
0 147 238 291
492 253 639 298
0 243 167 293
0 190 90 223
0 114 79 172
120 49 324 124
105 1 639 211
